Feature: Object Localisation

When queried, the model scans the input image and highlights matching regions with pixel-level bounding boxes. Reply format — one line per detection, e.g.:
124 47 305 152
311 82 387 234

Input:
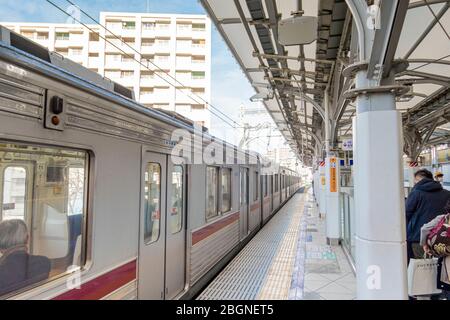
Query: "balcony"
139 92 170 104
176 27 192 38
191 44 206 55
191 60 206 71
154 43 170 54
88 57 100 68
89 41 100 53
140 77 155 87
176 44 192 55
141 28 156 38
190 77 206 88
120 28 137 38
54 39 70 48
192 29 206 39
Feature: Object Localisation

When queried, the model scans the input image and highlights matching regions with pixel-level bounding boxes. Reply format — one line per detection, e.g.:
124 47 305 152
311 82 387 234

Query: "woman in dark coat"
0 219 51 296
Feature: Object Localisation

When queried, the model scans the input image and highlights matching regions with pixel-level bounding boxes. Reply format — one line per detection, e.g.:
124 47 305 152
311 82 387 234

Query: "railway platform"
197 188 355 300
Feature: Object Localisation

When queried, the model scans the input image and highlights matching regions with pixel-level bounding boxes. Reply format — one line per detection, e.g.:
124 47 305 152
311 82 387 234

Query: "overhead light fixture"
250 90 274 102
251 82 272 89
278 15 318 46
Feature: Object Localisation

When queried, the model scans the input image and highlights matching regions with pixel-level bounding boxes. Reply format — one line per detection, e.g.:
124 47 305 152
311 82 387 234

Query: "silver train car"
0 27 302 300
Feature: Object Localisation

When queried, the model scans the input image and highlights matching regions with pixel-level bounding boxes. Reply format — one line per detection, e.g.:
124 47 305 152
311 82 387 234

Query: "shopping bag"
408 257 442 296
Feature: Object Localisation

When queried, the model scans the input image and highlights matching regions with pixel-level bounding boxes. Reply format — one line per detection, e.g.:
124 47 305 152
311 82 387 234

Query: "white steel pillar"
353 70 407 300
318 163 326 216
324 90 341 244
345 0 409 300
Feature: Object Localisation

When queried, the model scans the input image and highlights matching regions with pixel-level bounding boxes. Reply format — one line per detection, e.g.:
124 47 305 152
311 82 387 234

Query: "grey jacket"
420 214 446 246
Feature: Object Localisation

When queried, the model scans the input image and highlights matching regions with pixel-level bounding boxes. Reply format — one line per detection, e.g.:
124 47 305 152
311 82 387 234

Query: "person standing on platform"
405 169 450 263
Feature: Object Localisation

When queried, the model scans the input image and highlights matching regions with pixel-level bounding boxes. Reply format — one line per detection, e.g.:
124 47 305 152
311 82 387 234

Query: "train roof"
0 25 297 174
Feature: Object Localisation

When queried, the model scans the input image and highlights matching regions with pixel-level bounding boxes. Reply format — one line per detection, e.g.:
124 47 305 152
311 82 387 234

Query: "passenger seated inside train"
0 219 51 296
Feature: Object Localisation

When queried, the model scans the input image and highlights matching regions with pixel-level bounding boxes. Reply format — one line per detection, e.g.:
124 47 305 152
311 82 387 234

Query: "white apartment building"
2 12 212 128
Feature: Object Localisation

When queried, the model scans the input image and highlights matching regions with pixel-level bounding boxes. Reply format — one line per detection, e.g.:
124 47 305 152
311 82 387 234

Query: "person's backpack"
427 214 450 257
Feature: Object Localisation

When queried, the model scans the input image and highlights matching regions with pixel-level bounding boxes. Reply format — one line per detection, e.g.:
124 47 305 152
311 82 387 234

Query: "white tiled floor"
197 188 356 300
302 190 356 300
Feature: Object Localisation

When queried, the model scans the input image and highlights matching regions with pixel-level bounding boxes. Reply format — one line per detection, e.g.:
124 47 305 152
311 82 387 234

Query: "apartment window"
206 166 219 220
192 23 205 31
156 39 169 47
122 55 134 63
104 70 120 79
140 88 153 95
191 104 205 110
142 22 156 30
177 23 191 31
122 21 135 30
141 39 154 47
192 56 205 64
192 39 205 48
156 22 170 30
121 71 134 78
89 32 99 41
254 171 259 201
221 168 232 213
69 48 83 56
154 87 169 94
144 163 161 244
192 71 205 80
36 32 48 40
177 39 191 48
141 71 154 79
175 103 190 112
55 32 69 40
122 37 135 47
0 142 89 298
106 21 122 29
155 55 169 62
192 88 205 95
21 31 34 39
176 55 191 65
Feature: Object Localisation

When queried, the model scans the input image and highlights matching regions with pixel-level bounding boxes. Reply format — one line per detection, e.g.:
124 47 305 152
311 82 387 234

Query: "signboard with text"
330 157 337 193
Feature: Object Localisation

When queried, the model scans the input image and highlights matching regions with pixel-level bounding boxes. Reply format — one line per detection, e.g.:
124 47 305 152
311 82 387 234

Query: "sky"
0 0 289 154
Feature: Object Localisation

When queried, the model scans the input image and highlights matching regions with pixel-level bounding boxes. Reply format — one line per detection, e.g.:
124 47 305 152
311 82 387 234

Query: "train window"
170 165 183 234
264 176 268 197
221 168 231 213
0 142 88 298
274 174 279 192
253 171 259 202
206 166 219 220
144 163 161 244
2 167 27 221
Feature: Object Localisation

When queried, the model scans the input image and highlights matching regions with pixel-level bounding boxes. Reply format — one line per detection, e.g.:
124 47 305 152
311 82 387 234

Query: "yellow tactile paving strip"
256 195 305 299
197 192 306 300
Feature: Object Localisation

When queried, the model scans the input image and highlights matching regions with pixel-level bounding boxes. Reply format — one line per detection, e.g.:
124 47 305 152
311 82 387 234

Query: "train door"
138 150 166 299
239 167 249 238
165 156 186 299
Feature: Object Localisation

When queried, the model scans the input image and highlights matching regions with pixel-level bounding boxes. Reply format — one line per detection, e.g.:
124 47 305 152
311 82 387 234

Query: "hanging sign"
330 157 337 193
342 139 353 151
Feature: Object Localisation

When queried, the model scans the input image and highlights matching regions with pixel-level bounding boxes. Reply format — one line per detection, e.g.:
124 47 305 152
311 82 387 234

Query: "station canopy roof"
200 0 450 166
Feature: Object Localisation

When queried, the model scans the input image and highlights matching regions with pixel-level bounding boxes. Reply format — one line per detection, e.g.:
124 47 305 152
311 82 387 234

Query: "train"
0 26 302 300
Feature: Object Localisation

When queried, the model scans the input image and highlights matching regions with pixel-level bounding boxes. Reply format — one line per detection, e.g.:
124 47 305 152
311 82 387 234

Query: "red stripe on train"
52 260 137 300
250 203 260 211
192 211 239 245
